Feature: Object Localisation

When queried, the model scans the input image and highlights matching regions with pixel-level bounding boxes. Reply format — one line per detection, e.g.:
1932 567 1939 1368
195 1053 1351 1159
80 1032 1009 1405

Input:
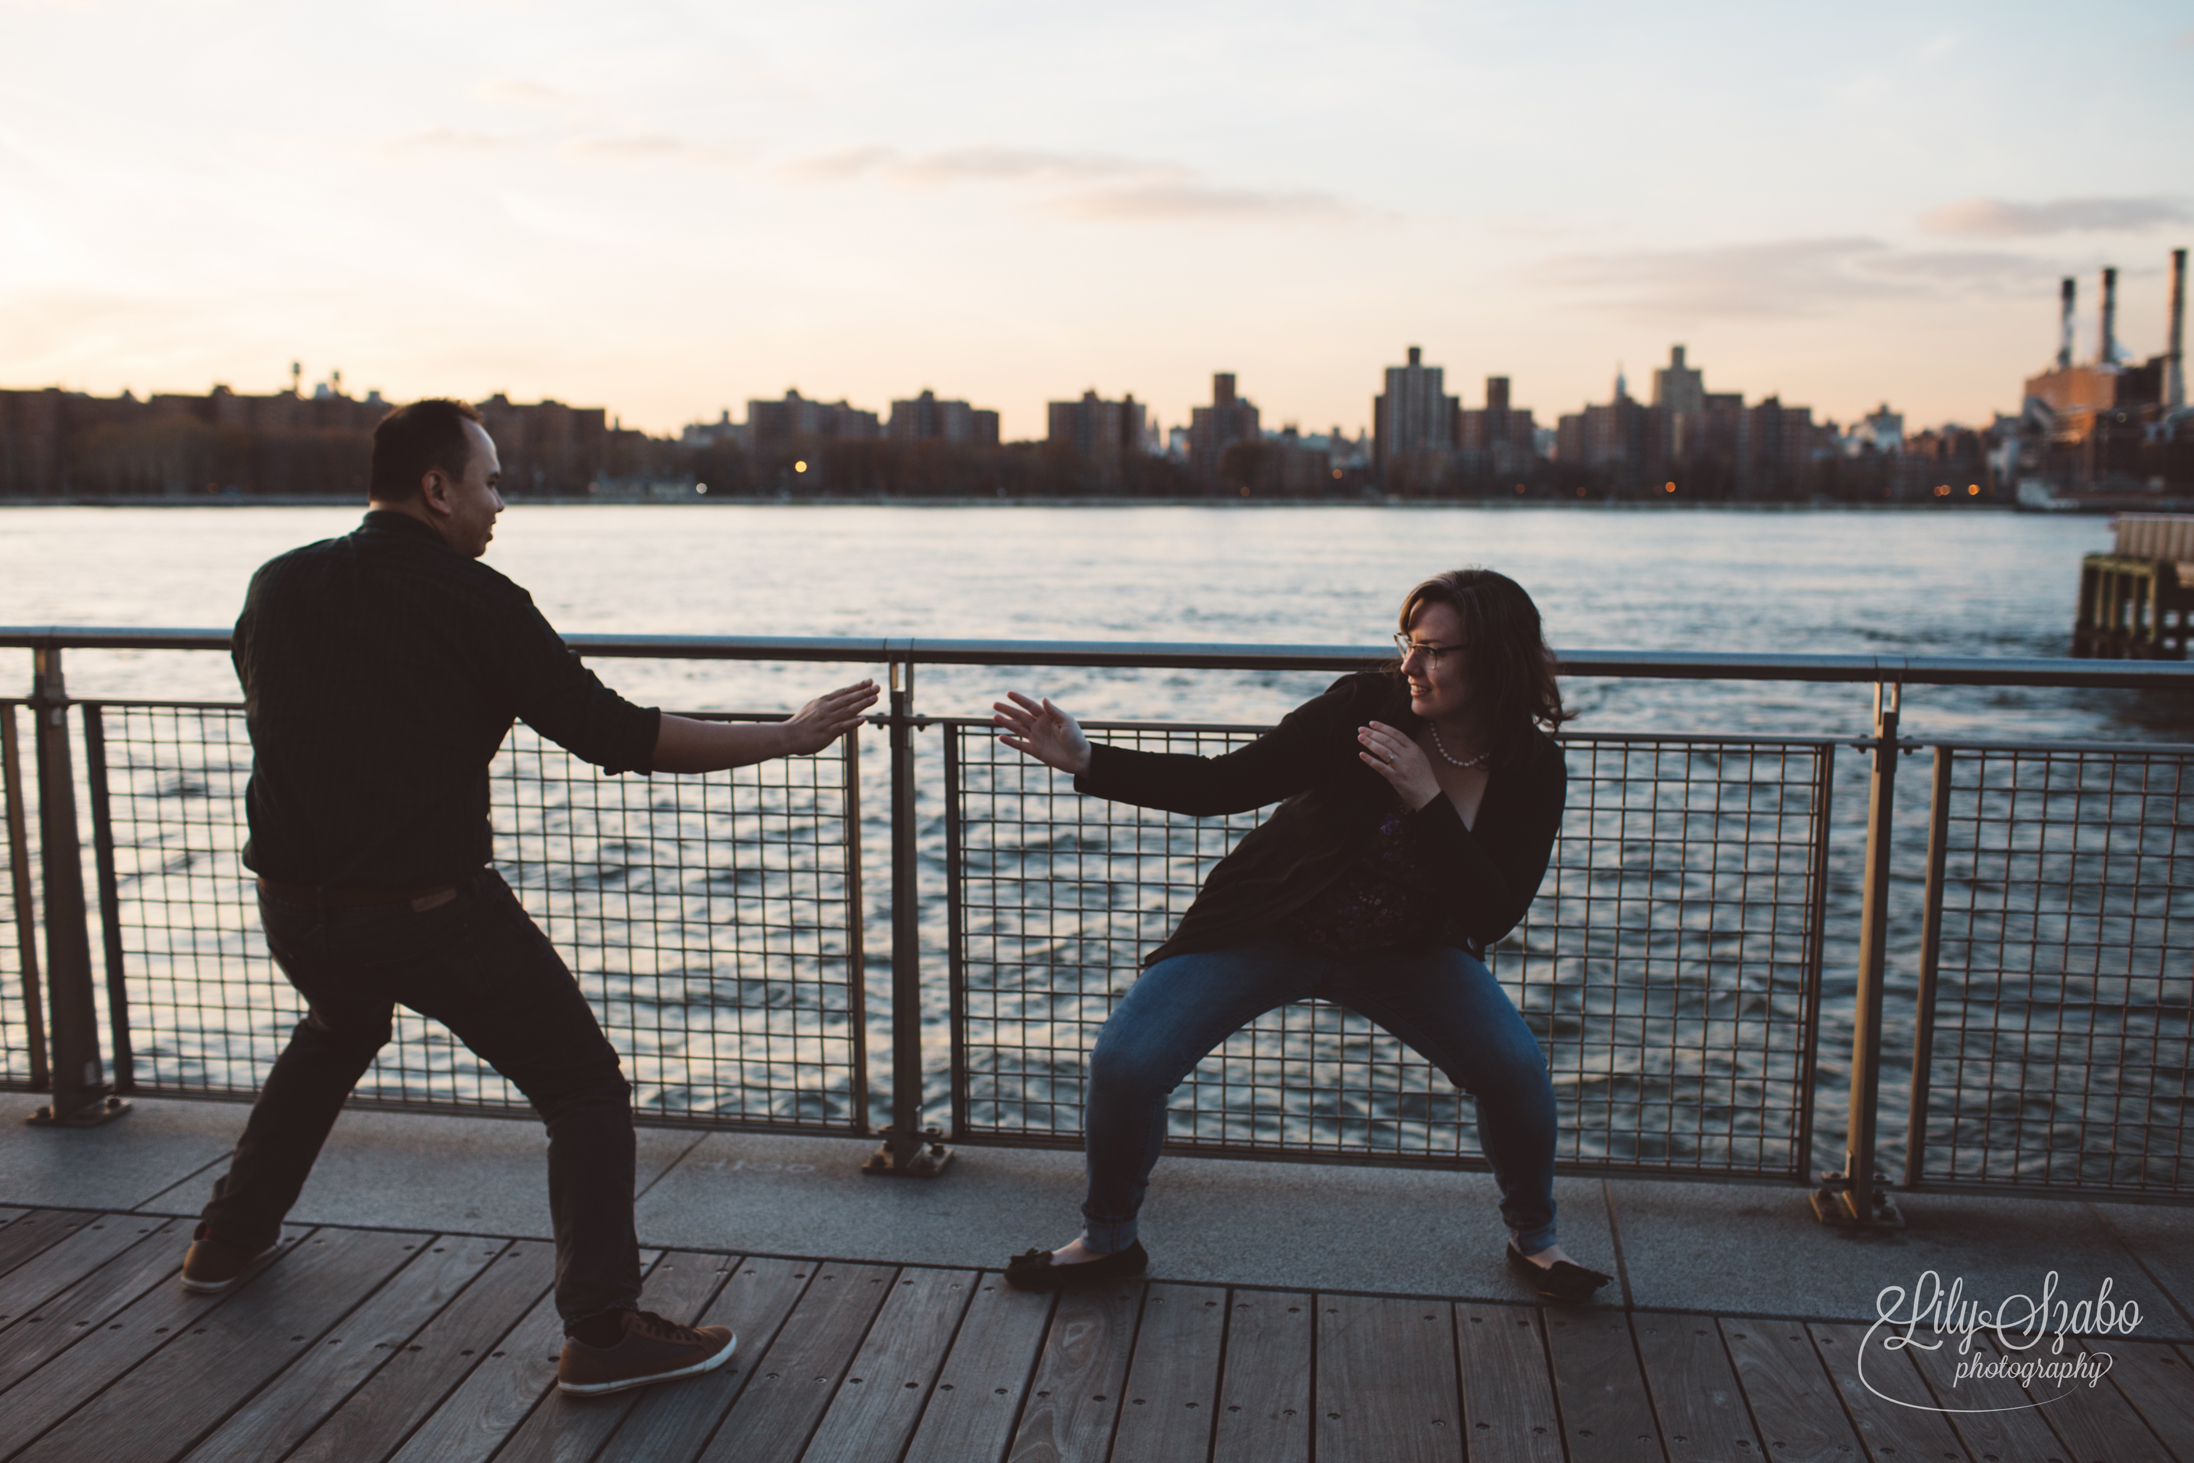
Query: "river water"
2 504 2185 1183
0 502 2148 735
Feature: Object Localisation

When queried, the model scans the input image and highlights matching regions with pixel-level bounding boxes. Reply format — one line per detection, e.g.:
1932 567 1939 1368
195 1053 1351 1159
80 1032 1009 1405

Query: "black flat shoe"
1003 1240 1149 1292
1506 1243 1612 1304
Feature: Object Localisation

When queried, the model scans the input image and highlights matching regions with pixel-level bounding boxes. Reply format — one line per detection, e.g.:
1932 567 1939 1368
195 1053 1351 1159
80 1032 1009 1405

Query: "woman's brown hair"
1397 568 1572 767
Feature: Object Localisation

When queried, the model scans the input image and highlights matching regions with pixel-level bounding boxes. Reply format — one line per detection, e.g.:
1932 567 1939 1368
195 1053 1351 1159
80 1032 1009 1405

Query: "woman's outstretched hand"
992 691 1093 776
1358 720 1441 810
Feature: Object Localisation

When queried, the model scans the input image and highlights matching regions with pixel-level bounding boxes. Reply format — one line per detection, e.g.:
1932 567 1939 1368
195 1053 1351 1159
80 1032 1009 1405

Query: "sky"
3 0 2191 440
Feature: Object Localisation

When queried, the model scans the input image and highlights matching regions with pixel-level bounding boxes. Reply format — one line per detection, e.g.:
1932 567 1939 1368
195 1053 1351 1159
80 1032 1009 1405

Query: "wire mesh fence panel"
89 703 864 1131
1912 746 2192 1194
948 722 1831 1177
1524 735 1829 1178
950 722 1271 1147
1 701 43 1089
89 704 267 1101
492 720 863 1130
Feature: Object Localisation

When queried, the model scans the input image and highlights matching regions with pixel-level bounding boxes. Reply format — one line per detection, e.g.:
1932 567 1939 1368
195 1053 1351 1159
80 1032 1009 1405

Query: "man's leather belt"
255 876 464 909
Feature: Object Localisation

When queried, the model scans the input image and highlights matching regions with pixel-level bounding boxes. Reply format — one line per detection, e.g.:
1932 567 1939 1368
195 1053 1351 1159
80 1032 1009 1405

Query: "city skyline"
4 0 2190 438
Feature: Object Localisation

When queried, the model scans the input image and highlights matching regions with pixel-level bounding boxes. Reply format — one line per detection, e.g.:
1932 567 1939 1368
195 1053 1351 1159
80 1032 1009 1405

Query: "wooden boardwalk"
0 1205 2189 1463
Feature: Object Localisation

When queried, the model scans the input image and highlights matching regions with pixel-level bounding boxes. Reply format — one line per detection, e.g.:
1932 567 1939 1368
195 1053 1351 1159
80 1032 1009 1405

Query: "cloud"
560 135 745 168
383 128 513 155
777 143 1354 224
475 78 583 106
1537 236 2047 320
1919 196 2190 237
776 146 902 184
778 144 1159 189
1047 181 1351 223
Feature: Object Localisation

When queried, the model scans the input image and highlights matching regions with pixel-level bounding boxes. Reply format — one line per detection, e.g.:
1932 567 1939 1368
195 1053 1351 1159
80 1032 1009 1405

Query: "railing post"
2 701 49 1090
1814 679 1900 1226
863 651 950 1177
25 647 127 1127
1903 746 1954 1189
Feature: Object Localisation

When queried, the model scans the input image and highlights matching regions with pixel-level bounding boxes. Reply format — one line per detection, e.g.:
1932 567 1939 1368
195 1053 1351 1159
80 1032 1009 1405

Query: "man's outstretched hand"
779 680 881 755
652 679 879 773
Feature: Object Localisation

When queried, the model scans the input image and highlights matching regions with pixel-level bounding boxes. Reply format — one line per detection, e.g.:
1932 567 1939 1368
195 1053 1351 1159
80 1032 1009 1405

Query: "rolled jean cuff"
1509 1222 1559 1255
1082 1218 1139 1254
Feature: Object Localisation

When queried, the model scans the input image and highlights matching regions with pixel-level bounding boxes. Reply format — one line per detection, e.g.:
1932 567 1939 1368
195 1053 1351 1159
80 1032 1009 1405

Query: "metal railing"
1906 741 2193 1196
3 626 2192 1220
946 723 1834 1181
81 703 864 1129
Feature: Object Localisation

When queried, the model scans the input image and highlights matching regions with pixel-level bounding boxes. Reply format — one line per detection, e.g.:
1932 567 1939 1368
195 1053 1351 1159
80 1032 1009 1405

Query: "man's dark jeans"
199 869 641 1325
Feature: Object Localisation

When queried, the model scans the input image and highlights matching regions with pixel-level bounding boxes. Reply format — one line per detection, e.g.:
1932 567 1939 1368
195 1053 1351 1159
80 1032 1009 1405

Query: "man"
184 398 876 1398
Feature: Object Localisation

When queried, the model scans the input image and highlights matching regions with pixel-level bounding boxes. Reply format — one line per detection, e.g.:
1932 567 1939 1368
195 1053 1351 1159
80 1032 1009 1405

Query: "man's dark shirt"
235 510 660 889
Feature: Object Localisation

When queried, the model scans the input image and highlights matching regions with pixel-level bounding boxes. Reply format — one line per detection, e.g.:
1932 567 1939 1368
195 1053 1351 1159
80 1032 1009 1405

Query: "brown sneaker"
180 1234 275 1293
557 1309 738 1397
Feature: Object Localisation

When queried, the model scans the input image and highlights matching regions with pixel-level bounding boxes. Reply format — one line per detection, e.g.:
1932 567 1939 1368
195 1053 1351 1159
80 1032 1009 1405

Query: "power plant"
2019 248 2190 496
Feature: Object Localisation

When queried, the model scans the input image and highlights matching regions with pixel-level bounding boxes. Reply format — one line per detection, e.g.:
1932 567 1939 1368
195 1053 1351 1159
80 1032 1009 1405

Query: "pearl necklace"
1430 725 1491 769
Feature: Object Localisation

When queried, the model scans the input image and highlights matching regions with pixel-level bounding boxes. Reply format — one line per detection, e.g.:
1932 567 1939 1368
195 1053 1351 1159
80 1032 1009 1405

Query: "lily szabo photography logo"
1862 1270 2142 1412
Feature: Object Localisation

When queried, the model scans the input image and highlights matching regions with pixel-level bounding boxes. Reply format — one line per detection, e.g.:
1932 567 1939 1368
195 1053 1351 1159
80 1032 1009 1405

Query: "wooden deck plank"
1631 1312 1766 1463
1807 1323 1970 1463
0 1211 99 1281
593 1254 814 1463
806 1267 980 1463
2098 1339 2194 1460
179 1236 509 1463
1543 1310 1666 1463
1210 1289 1311 1463
1108 1283 1225 1463
0 1226 309 1459
1899 1327 2073 1463
485 1248 737 1463
11 1225 426 1463
287 1238 555 1463
0 1214 171 1334
1457 1302 1564 1463
1314 1291 1463 1463
695 1262 898 1463
379 1246 661 1463
1719 1317 1865 1463
899 1275 1056 1463
1005 1278 1138 1463
2036 1335 2177 1463
0 1217 186 1395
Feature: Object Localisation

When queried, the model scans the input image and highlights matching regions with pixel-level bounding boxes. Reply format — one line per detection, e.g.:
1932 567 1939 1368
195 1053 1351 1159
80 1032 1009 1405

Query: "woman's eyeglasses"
1393 634 1466 662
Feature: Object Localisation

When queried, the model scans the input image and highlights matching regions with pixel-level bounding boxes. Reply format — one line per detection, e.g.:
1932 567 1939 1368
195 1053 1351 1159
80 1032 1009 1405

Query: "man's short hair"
370 399 483 503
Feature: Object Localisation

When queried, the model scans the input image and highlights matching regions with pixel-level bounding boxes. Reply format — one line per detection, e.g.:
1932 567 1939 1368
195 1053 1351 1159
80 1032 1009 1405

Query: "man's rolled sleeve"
500 594 661 775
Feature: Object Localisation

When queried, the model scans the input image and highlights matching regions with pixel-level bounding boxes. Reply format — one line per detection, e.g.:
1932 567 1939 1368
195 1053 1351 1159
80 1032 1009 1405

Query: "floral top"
1276 802 1443 954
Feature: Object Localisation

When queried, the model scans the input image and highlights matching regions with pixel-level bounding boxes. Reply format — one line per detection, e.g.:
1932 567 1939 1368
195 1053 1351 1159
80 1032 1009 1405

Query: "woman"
990 567 1609 1303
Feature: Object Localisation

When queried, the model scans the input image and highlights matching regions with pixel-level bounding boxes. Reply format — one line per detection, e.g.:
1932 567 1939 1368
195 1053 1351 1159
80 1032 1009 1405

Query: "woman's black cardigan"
1074 670 1566 967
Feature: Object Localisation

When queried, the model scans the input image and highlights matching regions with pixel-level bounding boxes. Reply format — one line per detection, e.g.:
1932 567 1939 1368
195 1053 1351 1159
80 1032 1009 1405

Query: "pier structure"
2076 512 2194 658
1 628 2191 1459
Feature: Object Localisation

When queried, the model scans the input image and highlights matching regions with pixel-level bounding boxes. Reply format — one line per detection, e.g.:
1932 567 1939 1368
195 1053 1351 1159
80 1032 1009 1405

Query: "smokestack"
2169 248 2187 409
2099 267 2118 367
2057 278 2075 369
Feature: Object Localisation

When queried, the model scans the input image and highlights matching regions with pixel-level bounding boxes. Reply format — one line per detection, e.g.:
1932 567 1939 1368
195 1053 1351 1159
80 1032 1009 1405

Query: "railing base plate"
1810 1180 1905 1230
27 1095 131 1128
862 1136 954 1179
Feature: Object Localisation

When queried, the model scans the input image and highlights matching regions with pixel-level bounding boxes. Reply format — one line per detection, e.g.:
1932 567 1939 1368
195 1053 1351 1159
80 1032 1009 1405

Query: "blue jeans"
200 870 642 1326
1080 934 1558 1254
